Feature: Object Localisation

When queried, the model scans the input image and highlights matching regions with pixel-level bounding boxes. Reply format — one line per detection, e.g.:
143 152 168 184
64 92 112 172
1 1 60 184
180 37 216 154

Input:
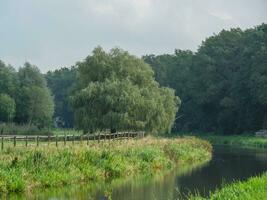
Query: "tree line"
1 23 266 134
144 23 267 134
1 48 179 134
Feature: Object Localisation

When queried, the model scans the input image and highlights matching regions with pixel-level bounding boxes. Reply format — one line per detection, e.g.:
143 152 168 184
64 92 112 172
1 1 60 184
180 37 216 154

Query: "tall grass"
200 134 267 149
190 173 267 200
0 136 211 194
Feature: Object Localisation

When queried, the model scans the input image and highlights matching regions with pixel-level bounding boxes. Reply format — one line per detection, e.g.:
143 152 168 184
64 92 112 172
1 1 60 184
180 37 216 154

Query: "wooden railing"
0 132 145 150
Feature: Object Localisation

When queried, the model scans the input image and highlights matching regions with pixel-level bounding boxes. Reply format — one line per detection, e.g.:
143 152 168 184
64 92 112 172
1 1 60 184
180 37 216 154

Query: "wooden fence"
0 132 145 150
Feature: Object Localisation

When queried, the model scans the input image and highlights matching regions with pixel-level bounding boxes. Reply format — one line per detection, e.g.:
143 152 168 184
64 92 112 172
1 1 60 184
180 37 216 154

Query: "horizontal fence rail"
0 132 145 150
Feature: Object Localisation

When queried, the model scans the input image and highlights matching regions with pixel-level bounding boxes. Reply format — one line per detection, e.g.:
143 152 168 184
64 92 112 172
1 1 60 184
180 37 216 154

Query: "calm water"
8 146 267 200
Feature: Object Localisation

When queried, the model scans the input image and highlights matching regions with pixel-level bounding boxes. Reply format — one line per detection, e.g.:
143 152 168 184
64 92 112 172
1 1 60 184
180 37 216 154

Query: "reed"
0 136 211 194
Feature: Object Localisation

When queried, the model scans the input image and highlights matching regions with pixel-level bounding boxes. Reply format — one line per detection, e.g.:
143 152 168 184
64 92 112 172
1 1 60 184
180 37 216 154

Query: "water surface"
8 145 267 200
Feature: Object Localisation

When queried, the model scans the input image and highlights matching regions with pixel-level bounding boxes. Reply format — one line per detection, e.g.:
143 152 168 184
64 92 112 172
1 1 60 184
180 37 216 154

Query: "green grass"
190 173 267 200
187 133 267 200
0 136 212 194
51 128 82 136
195 134 267 149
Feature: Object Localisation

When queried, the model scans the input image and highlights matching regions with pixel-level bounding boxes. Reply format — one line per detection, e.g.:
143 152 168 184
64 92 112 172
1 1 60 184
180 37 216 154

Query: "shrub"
0 123 52 135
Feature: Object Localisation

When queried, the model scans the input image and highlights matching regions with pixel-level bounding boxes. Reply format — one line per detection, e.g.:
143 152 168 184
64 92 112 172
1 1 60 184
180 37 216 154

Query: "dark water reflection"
6 146 267 200
111 146 267 200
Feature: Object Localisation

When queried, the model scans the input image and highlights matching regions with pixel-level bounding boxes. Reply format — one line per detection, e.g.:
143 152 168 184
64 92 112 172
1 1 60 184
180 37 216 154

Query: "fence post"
64 135 66 146
48 135 50 146
72 134 75 145
87 134 89 146
98 132 100 143
37 136 39 147
13 136 16 147
1 136 3 150
56 135 58 147
26 136 28 147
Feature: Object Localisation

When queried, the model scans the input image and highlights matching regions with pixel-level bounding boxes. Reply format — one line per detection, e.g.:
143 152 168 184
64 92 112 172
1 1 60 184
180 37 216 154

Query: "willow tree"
71 47 180 134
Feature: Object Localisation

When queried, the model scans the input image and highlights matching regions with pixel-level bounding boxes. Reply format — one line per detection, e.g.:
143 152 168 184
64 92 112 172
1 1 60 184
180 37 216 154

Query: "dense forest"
144 23 267 134
0 23 266 135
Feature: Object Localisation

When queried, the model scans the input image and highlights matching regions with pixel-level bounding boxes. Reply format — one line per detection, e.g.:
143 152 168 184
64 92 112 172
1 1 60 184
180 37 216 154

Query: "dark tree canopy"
46 67 76 128
144 23 267 134
72 47 180 134
0 94 16 122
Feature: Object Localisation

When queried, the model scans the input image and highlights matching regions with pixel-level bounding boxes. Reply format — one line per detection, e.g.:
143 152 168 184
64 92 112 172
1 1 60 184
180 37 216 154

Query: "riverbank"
190 172 267 200
197 134 267 149
189 134 267 200
0 136 212 194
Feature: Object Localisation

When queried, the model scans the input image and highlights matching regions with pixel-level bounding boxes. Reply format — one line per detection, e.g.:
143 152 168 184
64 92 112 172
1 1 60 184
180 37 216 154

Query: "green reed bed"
189 134 267 200
190 172 267 200
200 134 267 149
0 136 211 194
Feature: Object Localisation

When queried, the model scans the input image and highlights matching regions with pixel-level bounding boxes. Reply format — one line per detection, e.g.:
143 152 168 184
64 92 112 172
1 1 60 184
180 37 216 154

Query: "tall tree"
16 63 54 127
72 47 180 134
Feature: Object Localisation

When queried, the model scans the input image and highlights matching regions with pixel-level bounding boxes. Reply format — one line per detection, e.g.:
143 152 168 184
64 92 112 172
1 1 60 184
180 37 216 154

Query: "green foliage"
0 60 54 130
200 134 267 149
72 47 180 134
190 173 267 200
46 67 76 128
0 60 17 97
16 63 54 127
0 137 211 194
145 24 267 134
0 94 16 122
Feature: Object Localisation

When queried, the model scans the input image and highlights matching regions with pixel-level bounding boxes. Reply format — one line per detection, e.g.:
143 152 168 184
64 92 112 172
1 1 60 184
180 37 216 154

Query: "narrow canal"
9 145 267 200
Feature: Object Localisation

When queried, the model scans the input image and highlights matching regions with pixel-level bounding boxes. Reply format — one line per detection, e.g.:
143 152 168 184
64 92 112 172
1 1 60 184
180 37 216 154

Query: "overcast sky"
0 0 267 72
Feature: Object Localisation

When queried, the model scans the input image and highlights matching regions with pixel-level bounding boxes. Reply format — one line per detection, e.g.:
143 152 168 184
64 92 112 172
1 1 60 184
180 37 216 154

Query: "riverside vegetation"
190 172 267 200
200 134 267 149
0 136 211 194
188 134 267 200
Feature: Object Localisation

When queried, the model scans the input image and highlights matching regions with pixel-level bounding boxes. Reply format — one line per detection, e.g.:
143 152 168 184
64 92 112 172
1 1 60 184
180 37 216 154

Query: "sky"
0 0 267 72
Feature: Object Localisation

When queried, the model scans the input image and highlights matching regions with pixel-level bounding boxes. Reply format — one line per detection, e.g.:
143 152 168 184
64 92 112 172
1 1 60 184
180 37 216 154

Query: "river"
8 145 267 200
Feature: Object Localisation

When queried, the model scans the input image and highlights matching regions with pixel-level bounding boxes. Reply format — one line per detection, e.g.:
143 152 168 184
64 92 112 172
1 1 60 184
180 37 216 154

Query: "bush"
0 123 52 135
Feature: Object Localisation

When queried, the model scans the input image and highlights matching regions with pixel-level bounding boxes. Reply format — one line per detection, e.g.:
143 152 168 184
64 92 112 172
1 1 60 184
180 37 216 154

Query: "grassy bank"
0 136 211 194
190 172 267 200
198 134 267 149
188 134 267 200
